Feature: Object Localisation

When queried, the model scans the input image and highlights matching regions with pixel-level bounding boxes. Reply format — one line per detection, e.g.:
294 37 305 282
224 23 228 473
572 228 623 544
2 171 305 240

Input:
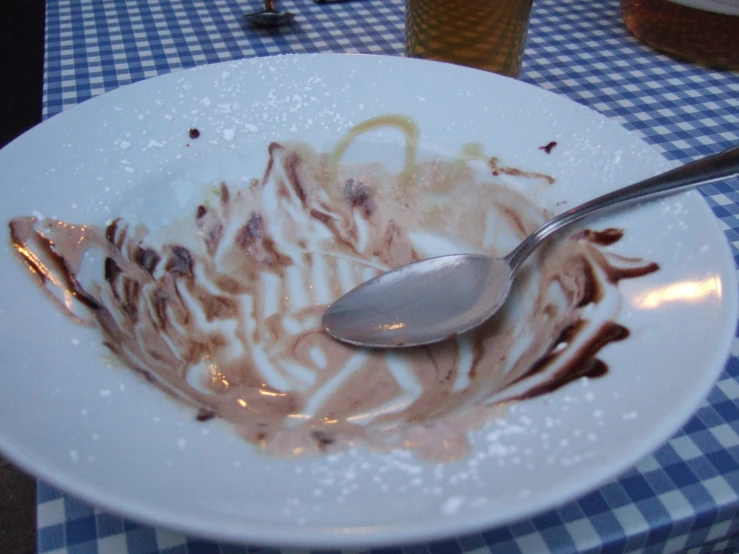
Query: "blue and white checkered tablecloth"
36 0 739 552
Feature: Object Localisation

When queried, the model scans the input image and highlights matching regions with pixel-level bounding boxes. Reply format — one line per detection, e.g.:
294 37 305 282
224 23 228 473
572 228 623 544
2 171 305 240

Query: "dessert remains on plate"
8 116 658 460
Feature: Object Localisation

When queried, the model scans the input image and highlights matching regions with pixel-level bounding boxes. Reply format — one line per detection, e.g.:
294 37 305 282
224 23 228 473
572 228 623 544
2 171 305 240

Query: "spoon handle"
505 144 739 271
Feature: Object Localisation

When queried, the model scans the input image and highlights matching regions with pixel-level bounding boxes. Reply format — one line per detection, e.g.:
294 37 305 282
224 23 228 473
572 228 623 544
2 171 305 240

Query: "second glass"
405 0 534 78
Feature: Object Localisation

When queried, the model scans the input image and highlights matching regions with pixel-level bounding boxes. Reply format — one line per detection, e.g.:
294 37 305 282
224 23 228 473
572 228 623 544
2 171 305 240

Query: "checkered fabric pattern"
37 0 739 552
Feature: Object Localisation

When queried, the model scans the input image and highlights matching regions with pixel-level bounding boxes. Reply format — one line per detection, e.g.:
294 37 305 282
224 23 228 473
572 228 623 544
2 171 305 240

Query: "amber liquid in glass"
405 0 534 78
621 0 739 69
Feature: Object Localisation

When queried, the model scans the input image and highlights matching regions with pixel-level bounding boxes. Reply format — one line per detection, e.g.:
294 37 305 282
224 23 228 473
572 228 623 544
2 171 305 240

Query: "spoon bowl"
323 145 739 348
323 254 513 347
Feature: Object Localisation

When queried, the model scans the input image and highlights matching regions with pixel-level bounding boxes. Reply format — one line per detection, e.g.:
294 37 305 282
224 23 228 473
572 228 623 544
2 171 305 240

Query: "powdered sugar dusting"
441 496 465 515
12 54 727 538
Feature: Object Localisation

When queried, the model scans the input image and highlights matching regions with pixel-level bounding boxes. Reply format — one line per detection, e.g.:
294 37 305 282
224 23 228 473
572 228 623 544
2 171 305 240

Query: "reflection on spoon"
323 145 739 349
244 0 295 27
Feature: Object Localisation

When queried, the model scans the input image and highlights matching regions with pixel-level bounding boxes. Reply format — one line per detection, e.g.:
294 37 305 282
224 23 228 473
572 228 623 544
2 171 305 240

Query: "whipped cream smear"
9 115 658 460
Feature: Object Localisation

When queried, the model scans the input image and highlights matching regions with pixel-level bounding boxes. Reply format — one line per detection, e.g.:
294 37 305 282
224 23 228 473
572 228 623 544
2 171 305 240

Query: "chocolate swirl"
8 120 658 460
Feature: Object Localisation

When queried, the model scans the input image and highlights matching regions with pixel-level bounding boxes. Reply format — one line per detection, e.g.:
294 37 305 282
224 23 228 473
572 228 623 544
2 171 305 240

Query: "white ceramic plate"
0 54 735 548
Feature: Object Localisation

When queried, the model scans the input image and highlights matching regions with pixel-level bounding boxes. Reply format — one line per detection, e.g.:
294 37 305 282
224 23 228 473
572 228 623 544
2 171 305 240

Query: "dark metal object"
244 0 295 28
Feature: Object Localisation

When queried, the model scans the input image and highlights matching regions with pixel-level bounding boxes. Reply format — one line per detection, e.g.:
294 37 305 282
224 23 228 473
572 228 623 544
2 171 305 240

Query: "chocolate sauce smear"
539 141 557 154
577 227 623 246
489 157 555 183
508 323 629 402
7 117 660 461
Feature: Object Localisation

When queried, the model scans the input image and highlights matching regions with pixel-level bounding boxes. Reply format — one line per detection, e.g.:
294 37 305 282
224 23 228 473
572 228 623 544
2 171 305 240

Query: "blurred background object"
0 0 44 148
621 0 739 69
405 0 533 78
245 0 295 27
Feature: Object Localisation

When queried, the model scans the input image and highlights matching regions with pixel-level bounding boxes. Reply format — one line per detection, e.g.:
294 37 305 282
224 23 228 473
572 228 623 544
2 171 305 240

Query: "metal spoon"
244 0 294 27
323 145 739 348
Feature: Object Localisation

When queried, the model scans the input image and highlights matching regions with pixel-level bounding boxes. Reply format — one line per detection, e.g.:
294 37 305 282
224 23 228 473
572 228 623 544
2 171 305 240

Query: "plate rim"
2 52 737 548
